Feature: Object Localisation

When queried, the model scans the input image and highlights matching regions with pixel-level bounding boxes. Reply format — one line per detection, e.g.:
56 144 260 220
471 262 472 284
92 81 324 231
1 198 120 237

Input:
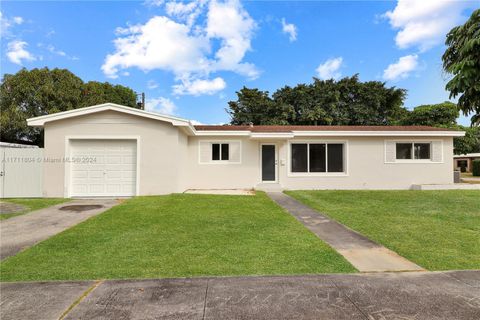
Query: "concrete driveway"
0 199 120 260
1 271 479 320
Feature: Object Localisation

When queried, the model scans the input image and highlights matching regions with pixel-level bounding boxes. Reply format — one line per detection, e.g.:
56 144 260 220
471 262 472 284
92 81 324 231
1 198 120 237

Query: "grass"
286 190 480 271
0 198 68 220
0 192 355 281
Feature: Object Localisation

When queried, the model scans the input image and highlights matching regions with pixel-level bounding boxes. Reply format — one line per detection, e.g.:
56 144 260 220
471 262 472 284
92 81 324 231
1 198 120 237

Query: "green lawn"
0 192 355 281
0 198 68 221
286 190 480 271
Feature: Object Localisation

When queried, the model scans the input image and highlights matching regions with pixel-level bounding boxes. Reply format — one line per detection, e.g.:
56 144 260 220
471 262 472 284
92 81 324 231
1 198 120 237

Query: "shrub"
473 160 480 176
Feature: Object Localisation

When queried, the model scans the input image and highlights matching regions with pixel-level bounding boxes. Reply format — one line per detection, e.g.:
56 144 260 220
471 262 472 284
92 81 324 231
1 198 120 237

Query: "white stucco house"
27 103 464 198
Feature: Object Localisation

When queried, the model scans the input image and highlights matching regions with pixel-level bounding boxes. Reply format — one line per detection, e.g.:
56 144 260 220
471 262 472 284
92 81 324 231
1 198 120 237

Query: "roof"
26 103 465 138
194 125 455 132
454 153 480 158
27 102 193 125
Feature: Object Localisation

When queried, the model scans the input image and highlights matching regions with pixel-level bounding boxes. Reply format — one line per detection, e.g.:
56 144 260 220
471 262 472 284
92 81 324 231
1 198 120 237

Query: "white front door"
69 140 137 197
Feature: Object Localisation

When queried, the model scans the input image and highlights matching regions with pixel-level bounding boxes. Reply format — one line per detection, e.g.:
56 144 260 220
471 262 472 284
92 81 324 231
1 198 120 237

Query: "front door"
261 144 276 182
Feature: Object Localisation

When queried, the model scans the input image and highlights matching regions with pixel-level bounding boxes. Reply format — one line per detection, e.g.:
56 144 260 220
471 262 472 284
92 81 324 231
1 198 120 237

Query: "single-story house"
27 103 464 197
453 153 480 172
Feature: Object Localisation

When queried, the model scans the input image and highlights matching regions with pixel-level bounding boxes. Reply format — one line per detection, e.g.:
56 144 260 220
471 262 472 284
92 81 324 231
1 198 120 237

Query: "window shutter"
431 141 443 162
385 141 396 163
199 141 212 163
229 141 241 163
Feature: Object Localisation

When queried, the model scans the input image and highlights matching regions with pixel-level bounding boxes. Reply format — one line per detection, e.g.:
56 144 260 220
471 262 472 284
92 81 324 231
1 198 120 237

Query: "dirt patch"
59 205 103 212
0 202 27 214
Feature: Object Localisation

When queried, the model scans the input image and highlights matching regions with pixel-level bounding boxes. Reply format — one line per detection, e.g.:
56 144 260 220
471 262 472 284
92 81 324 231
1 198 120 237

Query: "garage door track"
0 199 119 260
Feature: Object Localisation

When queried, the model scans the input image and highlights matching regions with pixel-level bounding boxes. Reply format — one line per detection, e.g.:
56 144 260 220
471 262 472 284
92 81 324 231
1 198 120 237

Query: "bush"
473 160 480 176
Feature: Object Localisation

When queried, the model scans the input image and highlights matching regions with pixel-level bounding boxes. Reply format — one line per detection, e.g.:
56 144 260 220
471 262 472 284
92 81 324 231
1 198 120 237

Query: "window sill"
287 172 348 177
387 160 442 164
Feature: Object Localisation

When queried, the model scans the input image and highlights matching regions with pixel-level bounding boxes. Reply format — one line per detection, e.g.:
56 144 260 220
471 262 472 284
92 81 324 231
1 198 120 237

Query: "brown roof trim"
194 125 458 132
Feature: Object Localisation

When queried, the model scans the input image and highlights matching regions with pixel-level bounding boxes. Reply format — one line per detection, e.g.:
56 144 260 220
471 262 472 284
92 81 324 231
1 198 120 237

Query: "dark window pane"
291 144 308 172
327 144 344 172
212 143 220 160
309 144 326 172
414 143 430 159
396 143 412 159
221 143 229 160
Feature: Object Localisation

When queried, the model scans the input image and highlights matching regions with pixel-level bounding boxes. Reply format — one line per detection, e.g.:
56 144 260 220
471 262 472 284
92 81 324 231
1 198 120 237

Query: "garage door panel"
70 139 137 197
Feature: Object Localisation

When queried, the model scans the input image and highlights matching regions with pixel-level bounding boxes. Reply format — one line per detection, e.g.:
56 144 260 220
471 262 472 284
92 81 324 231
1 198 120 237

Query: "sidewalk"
1 271 479 320
267 192 424 272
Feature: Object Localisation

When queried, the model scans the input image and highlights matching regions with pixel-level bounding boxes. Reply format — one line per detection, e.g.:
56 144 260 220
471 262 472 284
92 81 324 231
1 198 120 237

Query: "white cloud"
173 77 226 95
205 0 258 78
6 40 36 65
45 44 66 56
316 57 343 80
145 96 177 115
12 16 23 25
147 80 159 89
383 0 472 51
102 16 210 79
281 18 297 42
383 54 418 81
102 0 257 95
1 12 24 37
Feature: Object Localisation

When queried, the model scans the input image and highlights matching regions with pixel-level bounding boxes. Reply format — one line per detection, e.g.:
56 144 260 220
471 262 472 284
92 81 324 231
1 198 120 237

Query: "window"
212 143 229 161
291 144 307 172
396 142 431 160
291 143 344 173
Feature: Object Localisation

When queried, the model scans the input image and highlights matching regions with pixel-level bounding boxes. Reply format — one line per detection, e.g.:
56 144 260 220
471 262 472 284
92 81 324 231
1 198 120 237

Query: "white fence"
0 148 44 198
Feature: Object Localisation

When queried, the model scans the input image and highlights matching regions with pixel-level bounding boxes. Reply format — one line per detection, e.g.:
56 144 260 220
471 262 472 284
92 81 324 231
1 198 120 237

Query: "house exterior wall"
41 110 456 196
43 110 185 197
277 137 453 190
185 136 260 190
184 136 453 190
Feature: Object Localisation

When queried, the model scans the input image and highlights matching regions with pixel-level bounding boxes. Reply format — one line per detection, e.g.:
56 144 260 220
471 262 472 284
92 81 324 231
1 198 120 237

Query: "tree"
0 67 138 146
454 125 480 155
81 81 137 108
228 87 295 125
442 9 480 126
228 75 407 125
402 102 459 127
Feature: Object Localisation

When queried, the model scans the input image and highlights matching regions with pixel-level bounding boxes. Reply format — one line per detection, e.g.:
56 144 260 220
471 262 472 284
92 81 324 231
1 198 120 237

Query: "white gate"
0 148 44 198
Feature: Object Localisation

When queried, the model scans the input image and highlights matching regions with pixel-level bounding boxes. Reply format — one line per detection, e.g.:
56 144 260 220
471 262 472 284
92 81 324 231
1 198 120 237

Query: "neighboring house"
27 103 464 197
453 153 480 172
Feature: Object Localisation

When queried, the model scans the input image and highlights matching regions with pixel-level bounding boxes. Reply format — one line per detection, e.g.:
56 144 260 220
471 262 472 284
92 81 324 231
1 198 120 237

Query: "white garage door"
70 140 137 197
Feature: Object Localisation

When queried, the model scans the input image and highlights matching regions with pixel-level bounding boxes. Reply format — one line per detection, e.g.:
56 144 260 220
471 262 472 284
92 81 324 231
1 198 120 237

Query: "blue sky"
1 0 478 125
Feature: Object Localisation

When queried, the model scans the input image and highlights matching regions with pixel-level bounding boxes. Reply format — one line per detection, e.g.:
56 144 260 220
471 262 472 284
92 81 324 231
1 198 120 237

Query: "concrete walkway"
0 199 119 260
267 192 423 272
1 271 479 320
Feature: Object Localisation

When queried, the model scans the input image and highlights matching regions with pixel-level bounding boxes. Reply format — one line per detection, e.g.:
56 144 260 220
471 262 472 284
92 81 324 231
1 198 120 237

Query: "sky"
1 0 478 125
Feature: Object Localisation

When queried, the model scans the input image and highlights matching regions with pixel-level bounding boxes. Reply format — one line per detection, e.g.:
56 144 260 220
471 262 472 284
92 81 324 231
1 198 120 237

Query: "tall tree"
228 75 407 126
402 102 459 127
442 9 480 126
0 67 138 146
454 126 480 155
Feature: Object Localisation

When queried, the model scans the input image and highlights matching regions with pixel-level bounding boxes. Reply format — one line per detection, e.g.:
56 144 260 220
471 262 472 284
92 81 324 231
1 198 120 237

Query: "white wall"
185 136 260 190
43 110 185 197
42 110 456 196
277 136 453 190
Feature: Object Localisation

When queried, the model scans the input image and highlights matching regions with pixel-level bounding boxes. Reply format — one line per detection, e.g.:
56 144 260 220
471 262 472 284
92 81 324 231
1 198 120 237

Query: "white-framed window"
198 140 241 164
385 140 443 163
396 142 431 160
212 143 229 161
289 142 346 175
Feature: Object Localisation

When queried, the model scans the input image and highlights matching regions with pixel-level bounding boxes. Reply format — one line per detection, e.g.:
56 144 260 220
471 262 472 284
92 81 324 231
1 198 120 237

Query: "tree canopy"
0 67 138 146
442 9 480 126
228 75 407 126
401 102 459 127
